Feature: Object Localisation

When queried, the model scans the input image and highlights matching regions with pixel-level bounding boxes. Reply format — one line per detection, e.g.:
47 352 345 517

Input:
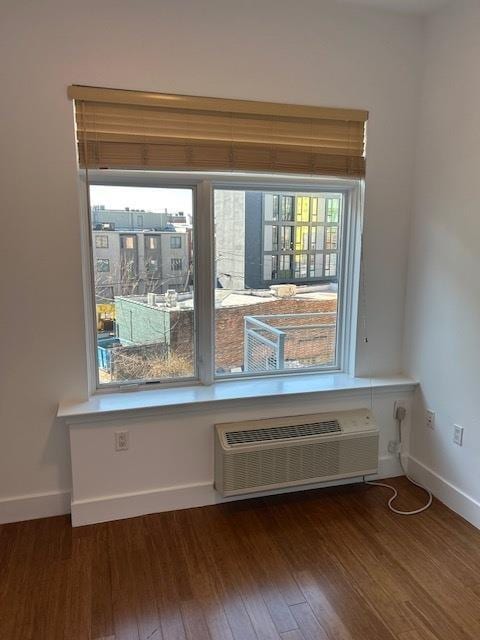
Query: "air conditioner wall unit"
214 409 378 497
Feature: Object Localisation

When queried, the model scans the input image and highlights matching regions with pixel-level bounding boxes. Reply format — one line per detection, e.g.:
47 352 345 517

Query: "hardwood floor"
2 477 480 639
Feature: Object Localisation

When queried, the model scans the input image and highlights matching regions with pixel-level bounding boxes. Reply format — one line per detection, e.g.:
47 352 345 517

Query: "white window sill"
57 373 417 424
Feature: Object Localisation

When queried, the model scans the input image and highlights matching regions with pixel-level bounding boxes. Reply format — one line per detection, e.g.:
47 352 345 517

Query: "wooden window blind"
68 85 368 178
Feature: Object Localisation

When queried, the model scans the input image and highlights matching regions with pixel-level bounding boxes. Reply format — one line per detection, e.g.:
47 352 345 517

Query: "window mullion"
195 180 215 385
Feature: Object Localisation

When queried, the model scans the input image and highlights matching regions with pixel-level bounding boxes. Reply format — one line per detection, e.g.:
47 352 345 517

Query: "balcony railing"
244 312 337 373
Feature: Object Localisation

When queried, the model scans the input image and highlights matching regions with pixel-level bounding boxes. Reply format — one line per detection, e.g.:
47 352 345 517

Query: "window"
324 253 337 277
122 236 135 250
89 185 195 386
215 187 347 377
72 86 366 389
95 235 109 248
146 258 158 272
85 178 357 388
171 258 183 271
96 258 110 272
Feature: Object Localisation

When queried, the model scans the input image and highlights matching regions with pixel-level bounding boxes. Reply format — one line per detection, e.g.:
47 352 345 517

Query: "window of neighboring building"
122 235 135 250
96 258 110 272
171 258 183 271
170 236 182 249
146 258 158 272
147 236 158 250
95 235 109 248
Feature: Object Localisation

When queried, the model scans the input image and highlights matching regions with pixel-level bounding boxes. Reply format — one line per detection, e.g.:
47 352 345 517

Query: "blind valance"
68 85 368 178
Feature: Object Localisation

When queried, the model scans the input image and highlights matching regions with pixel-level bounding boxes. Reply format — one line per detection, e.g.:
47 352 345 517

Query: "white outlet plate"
388 440 401 455
115 431 129 451
453 424 464 446
426 410 435 429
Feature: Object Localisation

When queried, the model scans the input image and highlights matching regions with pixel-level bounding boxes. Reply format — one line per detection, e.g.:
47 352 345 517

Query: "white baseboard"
71 455 402 527
5 459 478 533
0 491 71 525
408 455 480 530
7 458 479 531
378 453 403 479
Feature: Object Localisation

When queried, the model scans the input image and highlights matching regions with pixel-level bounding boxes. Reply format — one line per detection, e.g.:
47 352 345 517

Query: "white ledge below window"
57 373 417 423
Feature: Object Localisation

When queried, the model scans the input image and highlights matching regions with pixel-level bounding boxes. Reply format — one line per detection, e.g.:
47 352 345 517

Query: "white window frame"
78 170 364 394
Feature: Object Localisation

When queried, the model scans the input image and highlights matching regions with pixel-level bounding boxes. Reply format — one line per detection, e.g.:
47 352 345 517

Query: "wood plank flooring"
2 477 480 639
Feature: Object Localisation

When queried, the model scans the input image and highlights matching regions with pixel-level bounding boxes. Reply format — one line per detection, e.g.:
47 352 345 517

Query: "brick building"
112 290 337 376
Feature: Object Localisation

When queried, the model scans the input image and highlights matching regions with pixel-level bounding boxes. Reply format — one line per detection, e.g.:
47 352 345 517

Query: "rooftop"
115 284 337 312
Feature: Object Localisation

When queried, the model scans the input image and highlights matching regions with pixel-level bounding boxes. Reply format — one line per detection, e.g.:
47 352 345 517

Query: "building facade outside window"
259 193 342 285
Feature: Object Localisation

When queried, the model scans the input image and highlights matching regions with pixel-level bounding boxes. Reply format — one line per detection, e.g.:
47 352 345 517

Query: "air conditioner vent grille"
225 420 341 446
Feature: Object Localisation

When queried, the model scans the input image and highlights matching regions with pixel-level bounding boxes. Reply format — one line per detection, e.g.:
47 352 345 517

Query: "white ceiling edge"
335 0 450 15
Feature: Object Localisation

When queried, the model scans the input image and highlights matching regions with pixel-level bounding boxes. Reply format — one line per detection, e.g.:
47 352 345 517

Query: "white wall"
404 1 480 519
0 0 422 512
69 387 413 526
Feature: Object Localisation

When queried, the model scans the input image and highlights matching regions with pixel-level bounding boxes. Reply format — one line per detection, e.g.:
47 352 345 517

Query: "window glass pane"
308 253 324 278
279 254 293 278
171 258 183 271
325 253 337 276
294 253 308 278
280 196 294 221
215 189 341 376
325 226 338 250
295 225 309 251
95 235 109 248
263 255 273 280
146 258 158 273
281 225 293 251
317 197 326 223
96 258 110 272
296 196 310 222
326 198 340 223
313 226 324 250
90 185 194 385
264 225 275 252
271 255 278 279
314 252 324 277
263 194 275 221
272 194 279 220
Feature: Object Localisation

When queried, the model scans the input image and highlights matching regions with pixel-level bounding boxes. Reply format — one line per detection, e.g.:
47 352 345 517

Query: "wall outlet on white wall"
388 440 401 454
426 410 435 429
115 431 129 451
453 424 464 446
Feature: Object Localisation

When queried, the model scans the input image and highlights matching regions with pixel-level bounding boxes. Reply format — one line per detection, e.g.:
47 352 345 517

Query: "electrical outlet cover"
426 410 435 429
115 431 129 451
453 424 464 446
388 440 397 454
